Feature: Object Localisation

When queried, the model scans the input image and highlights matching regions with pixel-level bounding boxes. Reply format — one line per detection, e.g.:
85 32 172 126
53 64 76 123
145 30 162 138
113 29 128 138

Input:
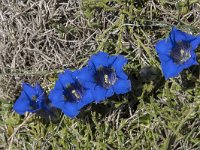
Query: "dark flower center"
64 82 84 102
29 105 37 110
31 95 37 101
26 95 39 110
170 42 191 64
29 100 38 110
96 67 117 89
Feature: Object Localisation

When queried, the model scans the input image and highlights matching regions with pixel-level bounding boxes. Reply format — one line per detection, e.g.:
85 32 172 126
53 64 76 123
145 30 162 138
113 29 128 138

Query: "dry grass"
0 0 99 100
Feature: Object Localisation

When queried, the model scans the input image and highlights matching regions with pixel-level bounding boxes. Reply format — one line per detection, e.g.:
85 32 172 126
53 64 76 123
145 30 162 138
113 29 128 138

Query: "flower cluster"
13 52 131 118
13 26 200 119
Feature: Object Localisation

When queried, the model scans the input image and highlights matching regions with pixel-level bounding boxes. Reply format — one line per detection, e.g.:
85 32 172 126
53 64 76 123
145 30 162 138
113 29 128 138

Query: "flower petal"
116 71 128 80
106 87 114 97
76 67 96 89
13 91 31 115
190 36 200 50
62 102 79 118
59 69 75 87
48 89 65 109
77 90 94 109
93 85 107 103
155 37 173 55
161 60 180 79
113 79 131 94
111 55 127 72
111 55 129 80
54 80 64 90
182 50 198 69
88 51 109 69
35 83 44 95
72 69 80 78
22 83 36 99
108 56 117 65
158 54 171 62
170 26 196 43
37 92 48 108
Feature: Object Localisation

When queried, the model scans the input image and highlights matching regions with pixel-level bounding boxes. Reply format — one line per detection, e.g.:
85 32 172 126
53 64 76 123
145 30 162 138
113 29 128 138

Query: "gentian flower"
76 51 131 103
13 83 52 115
155 26 200 79
48 69 94 118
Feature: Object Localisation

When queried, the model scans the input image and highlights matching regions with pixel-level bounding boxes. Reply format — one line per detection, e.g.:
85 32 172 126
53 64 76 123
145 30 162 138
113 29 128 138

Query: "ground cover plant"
0 0 200 149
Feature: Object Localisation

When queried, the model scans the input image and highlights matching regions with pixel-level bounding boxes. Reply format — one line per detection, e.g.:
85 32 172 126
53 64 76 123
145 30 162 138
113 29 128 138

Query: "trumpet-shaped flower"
13 83 51 115
155 27 200 79
48 69 93 118
77 51 131 103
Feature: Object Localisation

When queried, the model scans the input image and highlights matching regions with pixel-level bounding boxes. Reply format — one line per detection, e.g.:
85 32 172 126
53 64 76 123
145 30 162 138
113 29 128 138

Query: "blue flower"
13 83 50 115
155 26 200 79
48 69 94 118
77 51 131 103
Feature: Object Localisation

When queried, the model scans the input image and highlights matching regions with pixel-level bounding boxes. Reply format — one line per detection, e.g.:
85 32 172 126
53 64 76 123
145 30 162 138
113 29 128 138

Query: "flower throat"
170 42 191 64
65 83 84 102
96 67 117 89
